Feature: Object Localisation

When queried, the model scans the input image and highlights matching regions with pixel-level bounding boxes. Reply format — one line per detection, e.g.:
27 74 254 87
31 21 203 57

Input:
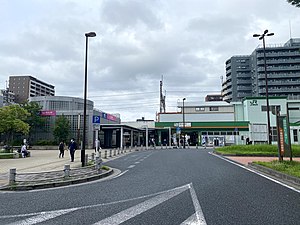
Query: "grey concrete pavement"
0 148 135 188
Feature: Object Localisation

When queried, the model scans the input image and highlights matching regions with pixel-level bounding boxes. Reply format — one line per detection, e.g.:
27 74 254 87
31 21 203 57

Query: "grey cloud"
100 0 163 30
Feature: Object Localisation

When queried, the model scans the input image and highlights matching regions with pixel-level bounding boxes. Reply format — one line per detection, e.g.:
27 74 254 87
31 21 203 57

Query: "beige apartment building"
9 75 55 103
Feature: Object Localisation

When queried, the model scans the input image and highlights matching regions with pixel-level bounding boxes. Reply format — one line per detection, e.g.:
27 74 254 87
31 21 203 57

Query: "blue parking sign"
93 116 100 124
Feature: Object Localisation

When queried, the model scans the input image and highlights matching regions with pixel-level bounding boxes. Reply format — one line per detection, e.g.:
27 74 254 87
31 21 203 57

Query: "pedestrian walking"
94 139 101 152
68 138 77 162
58 141 65 158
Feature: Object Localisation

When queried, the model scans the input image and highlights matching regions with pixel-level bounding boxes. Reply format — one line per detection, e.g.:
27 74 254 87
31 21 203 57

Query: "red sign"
40 110 56 116
107 114 117 121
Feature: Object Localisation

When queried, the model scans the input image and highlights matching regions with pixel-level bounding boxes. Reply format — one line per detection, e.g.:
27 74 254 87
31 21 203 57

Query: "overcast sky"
1 0 300 121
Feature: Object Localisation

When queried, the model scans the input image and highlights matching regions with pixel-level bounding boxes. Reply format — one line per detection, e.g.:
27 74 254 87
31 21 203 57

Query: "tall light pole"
253 30 274 145
182 98 186 149
82 31 96 167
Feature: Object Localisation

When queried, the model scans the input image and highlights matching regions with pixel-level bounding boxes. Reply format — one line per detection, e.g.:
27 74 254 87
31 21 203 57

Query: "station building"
155 97 300 147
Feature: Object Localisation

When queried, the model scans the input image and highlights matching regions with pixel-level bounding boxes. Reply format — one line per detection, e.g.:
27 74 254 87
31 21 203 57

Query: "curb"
0 169 114 191
248 163 300 189
213 151 278 157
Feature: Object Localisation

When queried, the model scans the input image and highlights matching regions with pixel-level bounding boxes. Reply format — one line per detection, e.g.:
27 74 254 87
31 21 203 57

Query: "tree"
20 101 46 139
0 105 30 145
53 115 70 143
287 0 300 7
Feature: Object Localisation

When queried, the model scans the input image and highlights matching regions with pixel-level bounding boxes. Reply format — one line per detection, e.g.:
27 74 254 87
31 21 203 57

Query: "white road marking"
112 170 128 179
181 213 197 225
2 182 207 225
0 184 190 220
188 183 207 225
93 184 190 225
7 208 77 225
128 165 135 168
134 161 140 164
210 152 300 194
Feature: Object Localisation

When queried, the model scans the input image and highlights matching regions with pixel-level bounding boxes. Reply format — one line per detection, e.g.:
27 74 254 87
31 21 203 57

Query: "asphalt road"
0 148 299 225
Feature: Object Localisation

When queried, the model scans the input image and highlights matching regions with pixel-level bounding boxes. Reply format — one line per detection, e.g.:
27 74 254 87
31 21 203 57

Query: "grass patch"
216 144 300 157
101 165 110 171
254 160 300 178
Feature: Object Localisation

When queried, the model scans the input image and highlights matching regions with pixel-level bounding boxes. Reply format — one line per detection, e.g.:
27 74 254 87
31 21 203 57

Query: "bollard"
64 164 70 178
161 144 163 149
104 150 107 159
118 148 120 155
130 146 132 152
91 153 95 161
95 157 102 171
124 147 127 153
9 168 16 185
196 144 198 149
114 149 116 156
99 151 102 159
85 154 88 166
109 149 112 157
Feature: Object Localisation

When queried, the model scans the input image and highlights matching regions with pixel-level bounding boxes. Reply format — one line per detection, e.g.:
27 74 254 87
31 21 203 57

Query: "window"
261 105 281 113
209 107 219 111
195 107 205 111
293 129 298 142
270 127 277 142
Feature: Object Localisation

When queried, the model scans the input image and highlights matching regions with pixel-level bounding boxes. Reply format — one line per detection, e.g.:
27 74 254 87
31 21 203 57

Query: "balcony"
237 86 252 91
257 66 300 72
259 87 300 94
257 58 300 65
237 80 251 85
256 51 300 58
259 80 300 86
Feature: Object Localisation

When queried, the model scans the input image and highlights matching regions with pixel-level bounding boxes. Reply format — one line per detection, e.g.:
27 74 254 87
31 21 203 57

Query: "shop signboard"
276 115 292 160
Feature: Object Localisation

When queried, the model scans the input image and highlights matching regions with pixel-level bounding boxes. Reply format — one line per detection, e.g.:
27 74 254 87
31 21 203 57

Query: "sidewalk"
0 148 134 189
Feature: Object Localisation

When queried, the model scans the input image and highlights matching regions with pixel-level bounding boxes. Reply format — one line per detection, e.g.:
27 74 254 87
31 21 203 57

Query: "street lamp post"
182 98 186 149
253 30 274 145
82 31 96 167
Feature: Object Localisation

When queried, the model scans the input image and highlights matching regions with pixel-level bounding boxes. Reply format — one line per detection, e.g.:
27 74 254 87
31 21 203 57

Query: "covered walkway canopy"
100 124 147 149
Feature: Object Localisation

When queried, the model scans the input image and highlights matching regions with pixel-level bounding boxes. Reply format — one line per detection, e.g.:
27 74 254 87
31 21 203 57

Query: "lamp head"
253 34 260 38
85 32 96 37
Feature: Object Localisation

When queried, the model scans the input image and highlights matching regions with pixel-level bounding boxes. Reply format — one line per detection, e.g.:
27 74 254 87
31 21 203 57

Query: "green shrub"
35 140 57 146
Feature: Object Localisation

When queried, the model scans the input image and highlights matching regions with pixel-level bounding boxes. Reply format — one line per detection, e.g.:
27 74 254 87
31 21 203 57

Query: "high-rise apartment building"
9 75 55 103
222 38 300 102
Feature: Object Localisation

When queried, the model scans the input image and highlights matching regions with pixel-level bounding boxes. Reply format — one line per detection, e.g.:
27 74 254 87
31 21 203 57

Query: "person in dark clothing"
58 141 65 158
68 139 77 162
